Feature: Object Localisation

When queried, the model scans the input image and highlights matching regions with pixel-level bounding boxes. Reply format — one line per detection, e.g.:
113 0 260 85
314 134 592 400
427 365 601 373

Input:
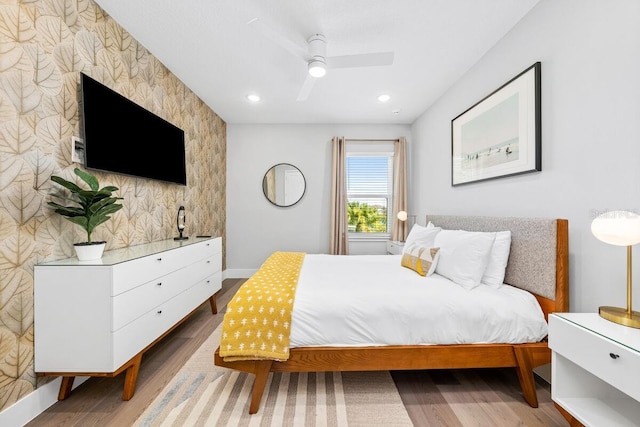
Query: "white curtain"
330 137 349 255
391 137 408 241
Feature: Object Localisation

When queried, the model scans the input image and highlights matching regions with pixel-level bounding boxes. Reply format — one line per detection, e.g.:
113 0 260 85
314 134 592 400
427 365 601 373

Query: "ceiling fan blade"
296 74 317 101
327 52 394 69
247 18 308 60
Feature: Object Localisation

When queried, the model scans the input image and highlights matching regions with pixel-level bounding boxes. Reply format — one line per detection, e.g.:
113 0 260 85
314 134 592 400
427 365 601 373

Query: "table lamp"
591 210 640 328
397 211 416 242
397 211 408 242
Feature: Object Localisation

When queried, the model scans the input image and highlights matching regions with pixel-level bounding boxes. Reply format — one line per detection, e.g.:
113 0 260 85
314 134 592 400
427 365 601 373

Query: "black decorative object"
174 205 188 240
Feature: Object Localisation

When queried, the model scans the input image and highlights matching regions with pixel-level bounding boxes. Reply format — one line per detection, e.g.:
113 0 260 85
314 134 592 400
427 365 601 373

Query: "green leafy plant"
48 167 124 244
347 201 387 232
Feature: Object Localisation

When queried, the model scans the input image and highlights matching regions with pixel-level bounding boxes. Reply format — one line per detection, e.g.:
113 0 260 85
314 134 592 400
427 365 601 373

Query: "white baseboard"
223 268 255 278
0 376 88 427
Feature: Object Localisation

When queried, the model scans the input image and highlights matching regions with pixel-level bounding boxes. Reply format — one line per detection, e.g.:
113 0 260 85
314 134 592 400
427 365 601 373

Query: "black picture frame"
451 62 541 186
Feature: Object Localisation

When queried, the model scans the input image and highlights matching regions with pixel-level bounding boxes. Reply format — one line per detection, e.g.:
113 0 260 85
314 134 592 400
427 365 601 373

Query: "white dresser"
34 237 222 401
548 313 640 427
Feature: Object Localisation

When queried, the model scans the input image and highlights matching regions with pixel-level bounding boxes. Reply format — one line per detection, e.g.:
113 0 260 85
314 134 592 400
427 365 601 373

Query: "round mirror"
262 163 306 207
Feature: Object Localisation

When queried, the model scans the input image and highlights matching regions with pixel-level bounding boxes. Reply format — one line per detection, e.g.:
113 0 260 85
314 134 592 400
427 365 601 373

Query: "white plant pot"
74 242 106 261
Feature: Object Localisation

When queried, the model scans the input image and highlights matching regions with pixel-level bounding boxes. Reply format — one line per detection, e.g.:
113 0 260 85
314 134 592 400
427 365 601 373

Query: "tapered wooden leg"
122 354 143 400
209 295 217 314
58 376 75 400
513 346 538 407
249 361 273 414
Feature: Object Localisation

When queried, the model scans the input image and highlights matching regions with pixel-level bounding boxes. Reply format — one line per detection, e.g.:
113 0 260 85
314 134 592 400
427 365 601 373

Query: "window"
345 141 394 238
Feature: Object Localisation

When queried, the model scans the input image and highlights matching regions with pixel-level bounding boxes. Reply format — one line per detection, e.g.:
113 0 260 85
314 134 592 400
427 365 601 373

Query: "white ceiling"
94 0 541 125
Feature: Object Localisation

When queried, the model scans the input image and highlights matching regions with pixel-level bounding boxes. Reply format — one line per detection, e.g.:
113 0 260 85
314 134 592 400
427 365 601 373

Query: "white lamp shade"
591 210 640 246
397 211 408 221
308 60 326 78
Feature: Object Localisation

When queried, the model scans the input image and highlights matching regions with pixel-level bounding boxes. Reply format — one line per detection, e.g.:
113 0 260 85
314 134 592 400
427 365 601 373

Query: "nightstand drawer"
386 240 405 255
549 315 640 402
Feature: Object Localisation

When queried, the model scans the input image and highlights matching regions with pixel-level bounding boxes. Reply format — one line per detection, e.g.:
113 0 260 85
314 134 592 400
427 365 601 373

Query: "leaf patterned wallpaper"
0 0 226 411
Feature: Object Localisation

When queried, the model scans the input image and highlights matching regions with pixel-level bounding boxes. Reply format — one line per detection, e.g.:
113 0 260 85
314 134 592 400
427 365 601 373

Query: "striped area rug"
133 326 412 427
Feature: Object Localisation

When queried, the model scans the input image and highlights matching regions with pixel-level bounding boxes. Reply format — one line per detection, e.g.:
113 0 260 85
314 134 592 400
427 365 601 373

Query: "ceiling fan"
248 18 394 101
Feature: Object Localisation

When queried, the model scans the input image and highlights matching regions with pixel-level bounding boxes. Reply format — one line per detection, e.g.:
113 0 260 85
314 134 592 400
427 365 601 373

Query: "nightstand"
386 240 405 255
548 313 640 427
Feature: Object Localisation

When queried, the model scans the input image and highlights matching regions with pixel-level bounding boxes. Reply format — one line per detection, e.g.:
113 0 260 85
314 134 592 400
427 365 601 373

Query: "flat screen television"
80 73 187 185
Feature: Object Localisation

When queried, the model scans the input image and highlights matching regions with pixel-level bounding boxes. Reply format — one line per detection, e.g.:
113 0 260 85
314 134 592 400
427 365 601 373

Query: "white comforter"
289 254 548 347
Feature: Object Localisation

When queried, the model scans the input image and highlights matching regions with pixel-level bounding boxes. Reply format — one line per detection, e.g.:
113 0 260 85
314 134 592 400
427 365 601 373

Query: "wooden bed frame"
215 215 569 414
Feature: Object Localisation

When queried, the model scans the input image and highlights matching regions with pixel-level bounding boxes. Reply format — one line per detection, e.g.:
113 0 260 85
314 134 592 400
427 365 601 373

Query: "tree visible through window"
346 154 393 234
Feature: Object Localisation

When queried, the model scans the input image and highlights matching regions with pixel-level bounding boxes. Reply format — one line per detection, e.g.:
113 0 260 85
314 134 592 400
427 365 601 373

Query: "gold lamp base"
599 306 640 328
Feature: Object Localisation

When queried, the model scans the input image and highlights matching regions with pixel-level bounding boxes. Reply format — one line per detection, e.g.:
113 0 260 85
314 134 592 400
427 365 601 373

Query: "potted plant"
48 167 124 261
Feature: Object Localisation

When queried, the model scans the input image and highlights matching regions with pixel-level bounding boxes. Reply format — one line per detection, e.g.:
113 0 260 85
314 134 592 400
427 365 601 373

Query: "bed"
214 215 569 414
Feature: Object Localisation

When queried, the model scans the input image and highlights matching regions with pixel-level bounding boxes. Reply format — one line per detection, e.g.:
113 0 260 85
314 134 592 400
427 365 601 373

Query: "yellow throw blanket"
219 251 305 362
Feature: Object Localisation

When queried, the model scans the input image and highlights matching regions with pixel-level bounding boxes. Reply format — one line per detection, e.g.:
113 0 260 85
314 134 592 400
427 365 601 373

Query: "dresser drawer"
112 279 214 368
112 255 217 331
192 271 222 301
207 252 222 274
200 237 222 255
110 239 218 295
549 315 640 402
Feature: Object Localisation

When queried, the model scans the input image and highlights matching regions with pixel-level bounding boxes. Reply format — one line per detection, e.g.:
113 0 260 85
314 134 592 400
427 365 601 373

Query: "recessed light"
378 94 391 103
246 93 261 103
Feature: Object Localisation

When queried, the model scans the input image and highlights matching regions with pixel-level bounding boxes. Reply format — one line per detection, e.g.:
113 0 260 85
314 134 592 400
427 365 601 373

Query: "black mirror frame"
262 163 306 207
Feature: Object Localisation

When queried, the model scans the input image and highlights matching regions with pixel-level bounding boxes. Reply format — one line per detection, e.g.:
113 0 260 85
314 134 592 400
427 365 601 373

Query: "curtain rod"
344 138 399 142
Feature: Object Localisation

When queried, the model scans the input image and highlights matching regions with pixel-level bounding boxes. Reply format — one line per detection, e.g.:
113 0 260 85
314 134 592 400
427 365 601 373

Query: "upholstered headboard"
425 215 569 314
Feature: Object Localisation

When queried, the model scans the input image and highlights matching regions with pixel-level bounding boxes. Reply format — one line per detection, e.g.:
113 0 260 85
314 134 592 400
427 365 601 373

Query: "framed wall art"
451 62 541 186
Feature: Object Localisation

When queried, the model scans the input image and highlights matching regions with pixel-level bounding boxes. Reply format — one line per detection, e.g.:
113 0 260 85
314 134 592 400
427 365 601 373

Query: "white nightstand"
386 240 405 255
548 313 640 427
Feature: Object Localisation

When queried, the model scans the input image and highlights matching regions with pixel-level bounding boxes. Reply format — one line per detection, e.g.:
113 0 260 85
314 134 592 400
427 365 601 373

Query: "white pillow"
434 229 496 290
481 230 511 288
404 224 441 249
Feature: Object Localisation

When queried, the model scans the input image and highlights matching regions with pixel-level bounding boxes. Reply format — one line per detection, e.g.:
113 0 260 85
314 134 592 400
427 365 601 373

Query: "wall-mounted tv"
80 73 187 185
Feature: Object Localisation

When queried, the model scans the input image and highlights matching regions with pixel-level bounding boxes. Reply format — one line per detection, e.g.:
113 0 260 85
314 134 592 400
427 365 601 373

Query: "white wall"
411 0 640 312
226 124 411 275
226 1 640 314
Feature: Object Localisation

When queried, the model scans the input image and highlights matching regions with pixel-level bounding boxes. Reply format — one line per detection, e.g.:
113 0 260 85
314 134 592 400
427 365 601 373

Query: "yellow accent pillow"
401 244 440 276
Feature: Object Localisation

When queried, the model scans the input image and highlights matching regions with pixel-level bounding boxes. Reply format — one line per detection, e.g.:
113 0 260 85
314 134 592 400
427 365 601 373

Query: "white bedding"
289 254 549 347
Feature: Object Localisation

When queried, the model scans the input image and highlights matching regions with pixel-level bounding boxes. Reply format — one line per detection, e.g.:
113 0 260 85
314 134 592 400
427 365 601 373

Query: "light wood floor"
27 278 569 426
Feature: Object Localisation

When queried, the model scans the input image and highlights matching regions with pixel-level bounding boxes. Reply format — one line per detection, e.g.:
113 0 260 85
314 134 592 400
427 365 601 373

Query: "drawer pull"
157 257 162 261
157 310 162 314
609 352 620 359
156 282 162 286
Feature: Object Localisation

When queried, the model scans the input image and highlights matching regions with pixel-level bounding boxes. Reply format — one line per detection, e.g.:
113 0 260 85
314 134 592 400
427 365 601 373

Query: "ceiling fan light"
308 60 327 78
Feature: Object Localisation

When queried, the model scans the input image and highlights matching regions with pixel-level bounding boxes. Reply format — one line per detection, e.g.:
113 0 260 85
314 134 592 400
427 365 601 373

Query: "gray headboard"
425 215 564 300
